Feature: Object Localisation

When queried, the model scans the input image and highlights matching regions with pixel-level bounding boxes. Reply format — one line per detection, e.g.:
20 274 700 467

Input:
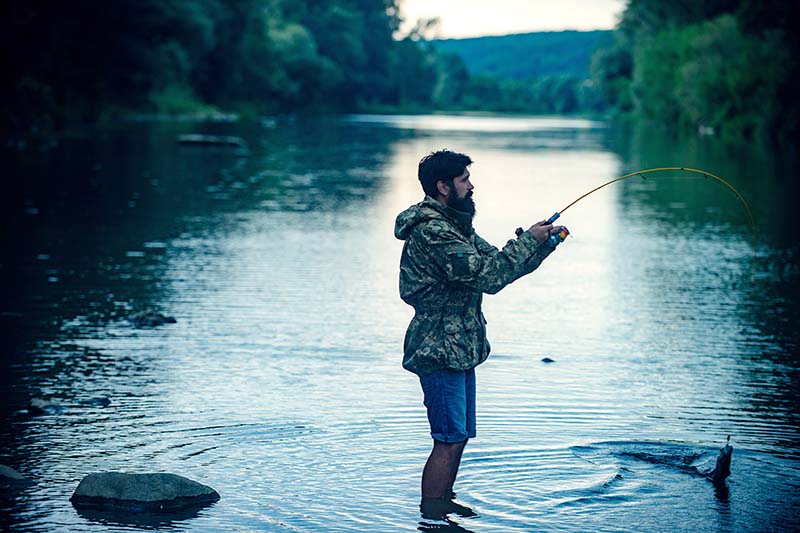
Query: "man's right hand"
527 220 566 244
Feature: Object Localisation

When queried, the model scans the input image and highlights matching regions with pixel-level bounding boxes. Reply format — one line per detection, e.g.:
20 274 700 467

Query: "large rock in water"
0 464 30 489
28 397 65 415
70 473 219 511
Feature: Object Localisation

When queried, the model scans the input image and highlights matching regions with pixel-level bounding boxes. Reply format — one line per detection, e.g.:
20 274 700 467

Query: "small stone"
128 311 177 328
70 472 220 511
28 398 64 415
176 134 247 148
82 397 111 408
0 465 26 482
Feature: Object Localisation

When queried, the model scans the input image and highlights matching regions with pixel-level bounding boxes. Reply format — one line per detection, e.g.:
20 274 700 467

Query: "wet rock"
708 436 733 484
0 465 31 493
0 465 27 483
70 473 220 511
128 311 176 328
28 398 64 415
541 357 555 363
82 397 112 408
176 134 247 148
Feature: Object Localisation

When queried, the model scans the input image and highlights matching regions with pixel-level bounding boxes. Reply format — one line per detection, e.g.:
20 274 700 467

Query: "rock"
0 465 31 492
541 357 555 363
28 397 64 415
0 465 26 482
698 125 716 136
128 311 176 328
176 134 247 148
70 473 220 511
82 397 112 408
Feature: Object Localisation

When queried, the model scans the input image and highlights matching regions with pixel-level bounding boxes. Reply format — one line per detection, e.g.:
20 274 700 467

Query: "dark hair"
418 149 473 197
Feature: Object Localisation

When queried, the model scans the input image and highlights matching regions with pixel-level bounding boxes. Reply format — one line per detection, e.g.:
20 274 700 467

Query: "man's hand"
527 221 566 244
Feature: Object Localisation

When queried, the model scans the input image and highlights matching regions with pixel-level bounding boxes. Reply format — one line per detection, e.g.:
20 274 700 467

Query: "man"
394 149 566 518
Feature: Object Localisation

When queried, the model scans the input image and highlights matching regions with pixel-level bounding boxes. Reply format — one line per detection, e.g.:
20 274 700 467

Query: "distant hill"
432 30 613 80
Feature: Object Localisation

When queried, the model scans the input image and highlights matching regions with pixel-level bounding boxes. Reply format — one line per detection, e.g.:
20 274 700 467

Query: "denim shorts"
419 368 476 443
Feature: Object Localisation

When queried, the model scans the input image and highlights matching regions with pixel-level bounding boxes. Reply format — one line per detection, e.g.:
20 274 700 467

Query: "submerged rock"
70 473 220 511
176 134 247 148
28 397 64 415
0 465 27 482
0 465 31 492
128 311 176 328
81 397 112 408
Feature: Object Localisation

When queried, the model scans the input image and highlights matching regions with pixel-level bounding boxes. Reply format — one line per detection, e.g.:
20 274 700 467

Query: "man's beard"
447 189 476 217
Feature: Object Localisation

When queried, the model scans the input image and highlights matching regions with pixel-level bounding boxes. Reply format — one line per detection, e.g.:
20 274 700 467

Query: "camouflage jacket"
395 196 554 376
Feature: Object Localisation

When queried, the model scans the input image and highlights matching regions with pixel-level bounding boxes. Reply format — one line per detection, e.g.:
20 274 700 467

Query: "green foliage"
148 85 217 115
592 0 800 144
429 32 609 114
432 52 470 108
433 31 612 80
2 0 612 141
676 16 788 141
2 0 407 137
391 40 438 106
630 25 694 126
590 39 633 113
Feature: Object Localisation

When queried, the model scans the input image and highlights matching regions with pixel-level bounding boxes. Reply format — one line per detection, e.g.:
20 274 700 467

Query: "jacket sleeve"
421 221 552 294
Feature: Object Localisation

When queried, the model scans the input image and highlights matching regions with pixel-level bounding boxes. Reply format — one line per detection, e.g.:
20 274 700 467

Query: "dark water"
1 114 798 532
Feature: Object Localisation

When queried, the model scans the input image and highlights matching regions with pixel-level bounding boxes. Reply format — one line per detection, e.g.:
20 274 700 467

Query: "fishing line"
544 167 758 274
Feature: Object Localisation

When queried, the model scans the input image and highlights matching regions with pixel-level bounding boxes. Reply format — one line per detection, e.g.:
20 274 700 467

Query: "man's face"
445 168 475 216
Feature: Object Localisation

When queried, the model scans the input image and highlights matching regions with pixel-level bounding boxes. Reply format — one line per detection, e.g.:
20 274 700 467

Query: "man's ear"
436 179 450 197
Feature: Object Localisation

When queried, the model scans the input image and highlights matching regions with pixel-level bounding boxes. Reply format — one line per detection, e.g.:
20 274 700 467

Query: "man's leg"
421 439 467 499
419 368 477 517
447 438 467 496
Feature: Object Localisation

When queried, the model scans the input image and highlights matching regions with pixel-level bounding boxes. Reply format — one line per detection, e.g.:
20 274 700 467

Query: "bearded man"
394 149 566 518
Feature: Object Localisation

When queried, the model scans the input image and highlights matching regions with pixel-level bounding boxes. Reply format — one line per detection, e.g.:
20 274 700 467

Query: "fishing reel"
547 226 570 248
516 212 569 248
543 212 568 247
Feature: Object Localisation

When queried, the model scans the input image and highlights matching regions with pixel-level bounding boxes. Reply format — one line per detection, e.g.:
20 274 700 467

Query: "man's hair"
418 149 473 197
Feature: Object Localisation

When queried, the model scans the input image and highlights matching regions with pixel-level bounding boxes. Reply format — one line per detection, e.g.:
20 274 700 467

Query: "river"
1 114 798 532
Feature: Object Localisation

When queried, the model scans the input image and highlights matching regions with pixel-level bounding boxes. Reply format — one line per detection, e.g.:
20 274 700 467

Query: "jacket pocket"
446 250 478 281
479 312 491 358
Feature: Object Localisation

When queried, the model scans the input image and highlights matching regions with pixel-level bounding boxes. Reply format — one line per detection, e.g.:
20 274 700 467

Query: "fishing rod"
537 167 758 270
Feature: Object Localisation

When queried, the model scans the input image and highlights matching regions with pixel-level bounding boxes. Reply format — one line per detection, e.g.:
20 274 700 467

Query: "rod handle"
515 212 562 237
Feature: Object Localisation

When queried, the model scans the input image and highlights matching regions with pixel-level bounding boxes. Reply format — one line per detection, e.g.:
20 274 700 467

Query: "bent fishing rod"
529 167 758 271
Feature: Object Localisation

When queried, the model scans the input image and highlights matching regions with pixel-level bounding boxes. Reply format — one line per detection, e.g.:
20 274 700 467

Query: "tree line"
0 0 417 139
590 0 800 144
3 0 797 146
1 0 607 144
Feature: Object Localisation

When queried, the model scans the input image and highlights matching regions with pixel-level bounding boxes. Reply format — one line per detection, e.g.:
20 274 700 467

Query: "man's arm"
422 221 553 294
474 232 553 283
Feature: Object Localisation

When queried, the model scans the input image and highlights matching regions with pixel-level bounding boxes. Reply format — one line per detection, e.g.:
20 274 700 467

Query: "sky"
399 0 626 39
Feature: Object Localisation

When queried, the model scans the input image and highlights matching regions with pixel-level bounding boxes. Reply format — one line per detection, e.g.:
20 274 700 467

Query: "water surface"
1 114 798 532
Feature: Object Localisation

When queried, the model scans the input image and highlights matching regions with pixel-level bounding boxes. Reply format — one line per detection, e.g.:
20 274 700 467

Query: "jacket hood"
394 197 444 240
395 196 475 240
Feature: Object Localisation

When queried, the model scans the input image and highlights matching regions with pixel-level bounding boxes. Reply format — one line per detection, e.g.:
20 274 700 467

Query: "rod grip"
516 213 561 237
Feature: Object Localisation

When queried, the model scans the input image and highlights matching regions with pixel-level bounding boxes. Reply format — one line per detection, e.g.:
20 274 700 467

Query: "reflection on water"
1 114 798 532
